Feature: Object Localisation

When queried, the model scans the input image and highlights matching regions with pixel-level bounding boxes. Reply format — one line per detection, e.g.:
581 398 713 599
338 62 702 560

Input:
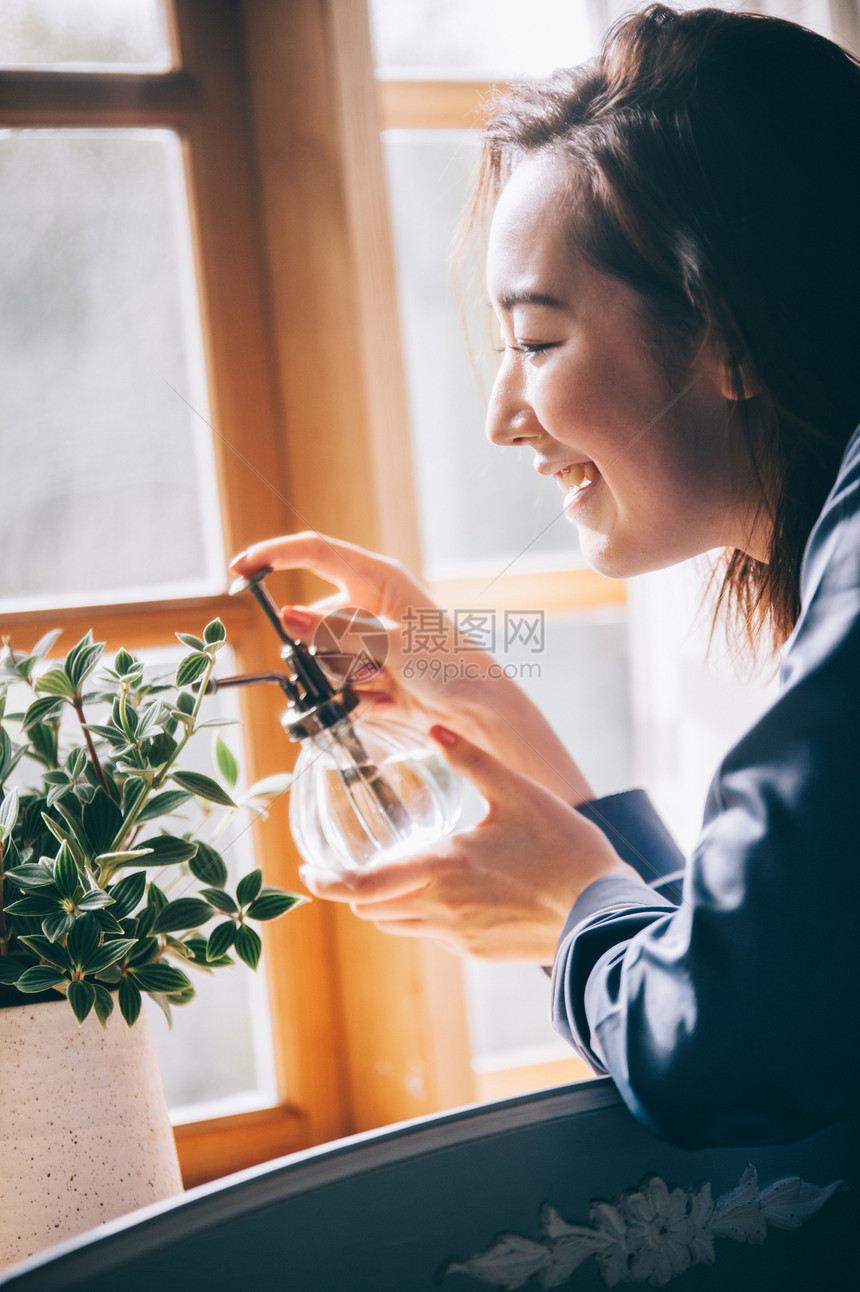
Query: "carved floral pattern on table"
441 1164 843 1288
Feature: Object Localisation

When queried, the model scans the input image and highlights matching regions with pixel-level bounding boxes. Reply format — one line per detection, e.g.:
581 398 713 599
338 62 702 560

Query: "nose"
485 355 542 447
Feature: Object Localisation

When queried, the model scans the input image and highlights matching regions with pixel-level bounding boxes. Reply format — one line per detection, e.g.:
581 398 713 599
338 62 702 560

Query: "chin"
579 529 695 580
577 532 636 580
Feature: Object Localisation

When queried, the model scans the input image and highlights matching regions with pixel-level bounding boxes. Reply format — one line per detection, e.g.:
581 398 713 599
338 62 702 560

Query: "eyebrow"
495 289 567 312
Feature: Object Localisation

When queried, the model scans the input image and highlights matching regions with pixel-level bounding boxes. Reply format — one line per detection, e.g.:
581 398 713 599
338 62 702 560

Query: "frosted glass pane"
0 130 222 609
370 0 595 78
0 0 169 68
383 131 580 578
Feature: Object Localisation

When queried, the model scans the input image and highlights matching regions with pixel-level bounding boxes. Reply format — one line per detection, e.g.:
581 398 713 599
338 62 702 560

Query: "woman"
232 7 860 1147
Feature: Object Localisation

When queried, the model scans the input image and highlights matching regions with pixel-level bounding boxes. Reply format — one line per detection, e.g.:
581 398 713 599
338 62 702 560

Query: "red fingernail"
281 606 312 629
229 549 249 568
431 725 458 748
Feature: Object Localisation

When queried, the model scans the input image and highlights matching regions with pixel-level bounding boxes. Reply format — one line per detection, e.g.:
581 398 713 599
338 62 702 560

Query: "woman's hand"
231 532 595 805
300 726 636 963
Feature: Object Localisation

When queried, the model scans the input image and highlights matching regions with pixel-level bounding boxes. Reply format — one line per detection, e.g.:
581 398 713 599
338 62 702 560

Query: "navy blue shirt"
552 423 860 1148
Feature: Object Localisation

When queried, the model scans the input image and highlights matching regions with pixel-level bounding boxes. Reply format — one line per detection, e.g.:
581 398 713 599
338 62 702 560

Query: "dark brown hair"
472 5 860 651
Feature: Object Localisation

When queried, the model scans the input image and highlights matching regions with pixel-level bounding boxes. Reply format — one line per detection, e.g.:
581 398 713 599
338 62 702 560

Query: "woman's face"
485 156 766 577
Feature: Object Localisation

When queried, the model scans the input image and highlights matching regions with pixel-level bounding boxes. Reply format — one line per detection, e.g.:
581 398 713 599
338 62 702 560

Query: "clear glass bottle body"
288 716 463 873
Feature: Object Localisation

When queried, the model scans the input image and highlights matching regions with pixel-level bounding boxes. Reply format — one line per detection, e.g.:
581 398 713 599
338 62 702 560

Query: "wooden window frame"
1 0 475 1189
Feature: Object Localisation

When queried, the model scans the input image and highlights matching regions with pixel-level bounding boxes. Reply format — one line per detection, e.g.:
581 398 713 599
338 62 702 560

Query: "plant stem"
0 841 8 953
71 696 110 794
108 655 216 856
150 656 215 791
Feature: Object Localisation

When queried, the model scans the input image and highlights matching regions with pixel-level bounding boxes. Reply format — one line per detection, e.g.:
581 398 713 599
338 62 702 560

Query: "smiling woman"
239 3 860 1150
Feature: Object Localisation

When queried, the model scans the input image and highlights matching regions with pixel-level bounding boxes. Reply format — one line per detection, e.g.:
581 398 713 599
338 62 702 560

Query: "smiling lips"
556 461 599 498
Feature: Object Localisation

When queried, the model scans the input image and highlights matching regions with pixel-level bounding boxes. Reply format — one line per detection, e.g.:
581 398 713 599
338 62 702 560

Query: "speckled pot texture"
0 998 183 1268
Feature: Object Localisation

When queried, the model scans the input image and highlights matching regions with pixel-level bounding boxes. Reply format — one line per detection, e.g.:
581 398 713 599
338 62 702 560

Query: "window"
0 0 487 1187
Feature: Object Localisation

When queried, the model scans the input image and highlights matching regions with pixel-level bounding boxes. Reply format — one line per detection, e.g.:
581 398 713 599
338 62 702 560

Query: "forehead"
486 155 577 304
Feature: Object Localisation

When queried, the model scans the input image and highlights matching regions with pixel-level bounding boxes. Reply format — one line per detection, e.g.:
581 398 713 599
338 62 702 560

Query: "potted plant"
0 622 304 1267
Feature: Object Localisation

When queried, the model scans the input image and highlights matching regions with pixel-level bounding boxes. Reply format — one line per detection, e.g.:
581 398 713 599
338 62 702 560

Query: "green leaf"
41 812 85 867
85 938 137 974
171 770 236 808
234 924 262 970
0 786 20 839
93 983 115 1027
22 696 65 732
53 841 81 902
66 746 88 780
42 910 76 942
147 882 168 913
92 908 125 935
67 914 101 969
203 618 227 646
146 991 174 1029
6 892 63 917
82 721 128 748
30 628 63 662
236 869 263 908
135 789 193 823
188 842 229 888
150 898 214 935
67 979 96 1024
175 653 210 688
113 647 136 676
0 958 25 984
64 635 105 691
206 920 237 961
82 789 123 859
121 776 149 816
198 887 237 915
118 975 142 1026
33 669 75 698
129 836 198 867
247 891 307 921
28 721 59 768
130 963 193 994
95 848 152 867
175 633 205 651
108 870 147 919
127 934 159 966
77 888 115 911
244 772 294 800
4 861 55 890
140 732 179 768
17 935 72 971
16 965 67 993
214 735 239 790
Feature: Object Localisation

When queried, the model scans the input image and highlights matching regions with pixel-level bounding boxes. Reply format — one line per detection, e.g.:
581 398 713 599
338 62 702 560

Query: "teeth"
557 462 598 493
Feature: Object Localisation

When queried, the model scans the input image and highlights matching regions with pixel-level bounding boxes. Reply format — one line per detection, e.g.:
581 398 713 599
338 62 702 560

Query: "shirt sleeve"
551 427 860 1149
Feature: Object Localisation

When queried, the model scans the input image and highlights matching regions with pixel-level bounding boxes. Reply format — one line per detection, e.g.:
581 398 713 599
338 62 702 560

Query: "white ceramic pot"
0 998 183 1268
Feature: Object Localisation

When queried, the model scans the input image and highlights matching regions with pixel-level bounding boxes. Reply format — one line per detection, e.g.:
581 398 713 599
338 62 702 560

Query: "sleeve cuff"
576 788 685 899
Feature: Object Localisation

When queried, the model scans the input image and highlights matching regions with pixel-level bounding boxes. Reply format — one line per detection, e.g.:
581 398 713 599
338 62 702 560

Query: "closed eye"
493 341 557 357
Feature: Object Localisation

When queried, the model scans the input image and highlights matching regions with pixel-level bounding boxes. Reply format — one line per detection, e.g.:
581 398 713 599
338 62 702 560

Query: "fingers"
229 531 427 622
429 724 539 815
299 854 439 903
